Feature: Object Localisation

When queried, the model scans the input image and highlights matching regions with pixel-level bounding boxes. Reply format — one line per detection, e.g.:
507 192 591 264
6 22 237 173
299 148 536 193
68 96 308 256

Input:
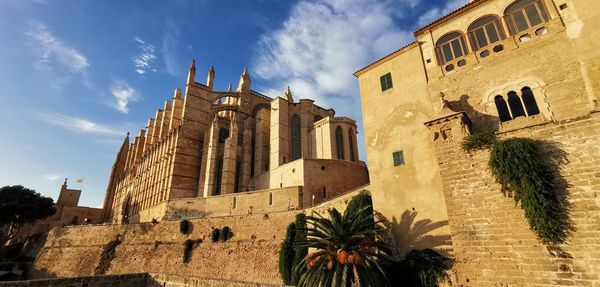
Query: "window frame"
435 31 469 66
392 151 405 167
380 72 393 92
467 15 507 52
504 0 550 35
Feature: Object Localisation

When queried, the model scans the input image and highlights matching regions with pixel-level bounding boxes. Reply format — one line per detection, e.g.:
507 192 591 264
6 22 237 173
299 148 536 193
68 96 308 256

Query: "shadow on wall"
377 210 452 258
447 94 500 133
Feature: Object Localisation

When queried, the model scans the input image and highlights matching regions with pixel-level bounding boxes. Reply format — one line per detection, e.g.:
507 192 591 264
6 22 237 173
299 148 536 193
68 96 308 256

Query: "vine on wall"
94 236 122 275
463 134 571 244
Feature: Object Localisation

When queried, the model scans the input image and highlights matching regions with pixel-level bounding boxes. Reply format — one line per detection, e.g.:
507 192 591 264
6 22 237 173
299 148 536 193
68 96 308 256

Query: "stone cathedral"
102 60 369 224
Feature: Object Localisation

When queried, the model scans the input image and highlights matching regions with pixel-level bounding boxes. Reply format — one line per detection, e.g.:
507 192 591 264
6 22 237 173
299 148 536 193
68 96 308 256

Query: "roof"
413 0 487 36
353 41 417 77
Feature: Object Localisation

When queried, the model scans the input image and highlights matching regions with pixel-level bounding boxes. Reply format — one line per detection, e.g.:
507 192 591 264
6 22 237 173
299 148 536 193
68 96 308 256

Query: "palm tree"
295 207 392 287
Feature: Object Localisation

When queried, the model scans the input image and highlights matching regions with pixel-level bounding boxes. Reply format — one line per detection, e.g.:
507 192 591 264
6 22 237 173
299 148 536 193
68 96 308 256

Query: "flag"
75 179 85 184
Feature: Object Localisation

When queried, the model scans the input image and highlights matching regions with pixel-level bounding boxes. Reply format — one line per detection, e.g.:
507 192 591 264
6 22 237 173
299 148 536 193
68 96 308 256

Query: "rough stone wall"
430 112 600 286
31 185 367 284
0 273 148 287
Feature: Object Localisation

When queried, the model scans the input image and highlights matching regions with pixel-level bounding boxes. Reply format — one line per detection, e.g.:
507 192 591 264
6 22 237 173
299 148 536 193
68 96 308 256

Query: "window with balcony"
435 31 469 66
504 0 550 35
468 15 506 54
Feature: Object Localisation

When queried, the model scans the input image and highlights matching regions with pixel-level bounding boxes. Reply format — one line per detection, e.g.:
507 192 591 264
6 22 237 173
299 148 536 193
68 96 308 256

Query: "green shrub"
179 219 191 234
462 131 497 152
387 249 453 287
489 138 569 244
220 226 232 242
94 237 122 275
291 213 307 285
278 223 296 285
211 228 220 242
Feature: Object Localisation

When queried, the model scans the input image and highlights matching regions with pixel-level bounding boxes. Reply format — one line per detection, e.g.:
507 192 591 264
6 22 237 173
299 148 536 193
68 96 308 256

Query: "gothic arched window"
335 126 345 160
504 0 550 35
291 114 301 161
468 15 506 51
348 128 355 162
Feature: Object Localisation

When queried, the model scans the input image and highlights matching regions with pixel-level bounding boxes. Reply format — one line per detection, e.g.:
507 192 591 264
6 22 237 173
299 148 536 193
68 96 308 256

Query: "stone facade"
15 179 103 240
104 62 367 224
356 0 600 285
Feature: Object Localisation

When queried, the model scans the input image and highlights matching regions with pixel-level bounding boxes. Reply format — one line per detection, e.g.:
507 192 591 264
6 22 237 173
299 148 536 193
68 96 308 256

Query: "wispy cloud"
39 113 129 136
162 20 183 77
110 80 138 113
132 37 157 74
25 21 89 89
417 0 467 27
42 174 63 182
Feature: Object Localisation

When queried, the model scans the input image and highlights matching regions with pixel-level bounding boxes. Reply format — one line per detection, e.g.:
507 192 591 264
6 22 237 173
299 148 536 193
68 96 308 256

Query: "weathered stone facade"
356 0 600 285
104 62 368 224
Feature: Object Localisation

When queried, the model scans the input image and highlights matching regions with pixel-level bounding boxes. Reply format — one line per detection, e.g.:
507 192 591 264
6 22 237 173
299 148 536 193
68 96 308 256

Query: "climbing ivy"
489 138 569 244
183 239 202 263
461 131 497 152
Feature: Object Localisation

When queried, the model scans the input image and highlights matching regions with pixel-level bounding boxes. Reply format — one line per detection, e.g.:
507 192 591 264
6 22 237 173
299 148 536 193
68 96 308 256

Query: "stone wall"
429 112 600 286
0 273 148 287
30 185 367 284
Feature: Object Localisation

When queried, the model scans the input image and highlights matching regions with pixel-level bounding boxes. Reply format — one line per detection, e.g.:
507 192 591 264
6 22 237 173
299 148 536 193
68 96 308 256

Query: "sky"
0 0 467 208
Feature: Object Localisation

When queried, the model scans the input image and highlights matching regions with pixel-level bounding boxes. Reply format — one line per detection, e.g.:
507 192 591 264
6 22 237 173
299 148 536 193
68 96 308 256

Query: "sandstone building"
355 0 600 284
102 61 368 224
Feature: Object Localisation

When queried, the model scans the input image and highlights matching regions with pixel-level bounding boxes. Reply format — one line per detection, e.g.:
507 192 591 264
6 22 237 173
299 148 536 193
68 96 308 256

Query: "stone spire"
207 66 215 90
236 68 251 93
284 86 294 103
186 59 196 85
227 84 233 92
173 88 182 99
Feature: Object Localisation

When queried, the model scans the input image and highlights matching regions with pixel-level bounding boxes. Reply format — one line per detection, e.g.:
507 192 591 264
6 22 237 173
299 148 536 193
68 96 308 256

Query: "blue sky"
0 0 465 208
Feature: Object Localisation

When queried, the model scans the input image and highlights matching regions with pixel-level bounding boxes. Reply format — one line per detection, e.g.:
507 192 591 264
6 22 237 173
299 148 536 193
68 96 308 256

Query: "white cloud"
25 21 89 89
110 81 138 113
417 0 468 28
253 0 414 110
132 37 157 74
39 113 128 136
162 21 183 77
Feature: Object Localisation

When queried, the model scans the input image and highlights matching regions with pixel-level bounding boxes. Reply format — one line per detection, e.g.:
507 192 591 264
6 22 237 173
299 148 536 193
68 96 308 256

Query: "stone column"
240 119 253 192
202 118 220 197
270 98 290 168
221 114 240 194
254 108 270 175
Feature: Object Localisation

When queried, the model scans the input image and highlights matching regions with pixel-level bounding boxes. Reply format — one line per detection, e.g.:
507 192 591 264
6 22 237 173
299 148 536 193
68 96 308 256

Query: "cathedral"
102 61 368 224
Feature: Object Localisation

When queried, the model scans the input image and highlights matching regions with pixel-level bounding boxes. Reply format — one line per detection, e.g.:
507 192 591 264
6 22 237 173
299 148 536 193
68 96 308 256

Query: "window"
380 73 393 91
392 151 405 166
232 197 237 209
435 32 469 65
269 192 273 205
291 114 301 160
468 15 506 51
494 87 541 122
348 128 355 162
504 0 550 35
335 126 345 160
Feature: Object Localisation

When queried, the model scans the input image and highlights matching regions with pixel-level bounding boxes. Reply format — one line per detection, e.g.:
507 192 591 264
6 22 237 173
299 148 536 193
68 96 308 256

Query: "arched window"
291 114 301 161
269 192 273 205
435 31 469 65
507 91 526 118
335 126 345 160
232 197 237 209
468 15 506 51
521 87 540 116
348 128 355 162
504 0 550 35
494 95 512 122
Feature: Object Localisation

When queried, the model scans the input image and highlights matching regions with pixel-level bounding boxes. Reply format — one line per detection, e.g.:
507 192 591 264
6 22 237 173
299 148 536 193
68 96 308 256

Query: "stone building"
103 61 368 224
16 179 103 240
355 0 600 285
